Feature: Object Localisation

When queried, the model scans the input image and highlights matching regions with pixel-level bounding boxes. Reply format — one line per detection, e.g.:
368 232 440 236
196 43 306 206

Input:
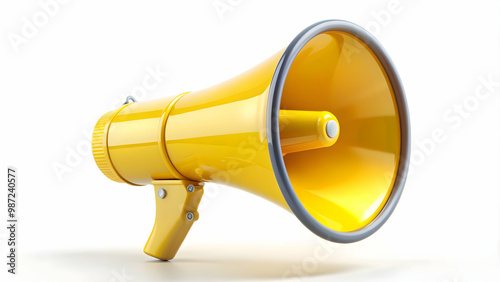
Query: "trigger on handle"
143 180 204 260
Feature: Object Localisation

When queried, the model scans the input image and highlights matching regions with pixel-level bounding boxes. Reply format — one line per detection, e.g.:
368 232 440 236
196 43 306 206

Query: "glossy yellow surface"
279 110 339 155
281 31 401 231
144 180 203 260
105 96 178 185
164 51 289 208
92 29 402 256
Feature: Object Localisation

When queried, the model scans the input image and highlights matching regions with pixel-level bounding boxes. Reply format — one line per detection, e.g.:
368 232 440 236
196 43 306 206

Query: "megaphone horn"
92 19 410 260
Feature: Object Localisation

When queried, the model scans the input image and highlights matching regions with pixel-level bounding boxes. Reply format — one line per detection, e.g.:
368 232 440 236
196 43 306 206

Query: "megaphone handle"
143 180 204 260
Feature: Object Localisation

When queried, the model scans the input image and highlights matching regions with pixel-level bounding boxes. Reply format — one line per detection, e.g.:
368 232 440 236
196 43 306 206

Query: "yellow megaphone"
92 20 410 260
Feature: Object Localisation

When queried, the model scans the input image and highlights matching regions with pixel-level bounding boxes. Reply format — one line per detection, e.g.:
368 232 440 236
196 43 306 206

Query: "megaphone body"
92 20 410 260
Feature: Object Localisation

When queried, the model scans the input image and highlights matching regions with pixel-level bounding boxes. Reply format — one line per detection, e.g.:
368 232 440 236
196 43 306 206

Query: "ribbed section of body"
92 109 126 183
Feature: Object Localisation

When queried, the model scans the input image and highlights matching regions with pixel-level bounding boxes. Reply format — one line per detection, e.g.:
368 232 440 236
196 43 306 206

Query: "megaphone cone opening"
267 20 410 243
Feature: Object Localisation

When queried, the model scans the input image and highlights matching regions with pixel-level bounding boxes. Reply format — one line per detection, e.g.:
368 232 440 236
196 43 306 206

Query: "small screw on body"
157 188 166 199
186 212 194 221
187 184 195 193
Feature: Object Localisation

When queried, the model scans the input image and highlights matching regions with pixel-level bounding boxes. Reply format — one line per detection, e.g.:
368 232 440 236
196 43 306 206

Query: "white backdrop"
1 0 499 281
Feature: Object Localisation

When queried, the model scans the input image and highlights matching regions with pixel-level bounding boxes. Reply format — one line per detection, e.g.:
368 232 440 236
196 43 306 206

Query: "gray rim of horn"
266 19 410 243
